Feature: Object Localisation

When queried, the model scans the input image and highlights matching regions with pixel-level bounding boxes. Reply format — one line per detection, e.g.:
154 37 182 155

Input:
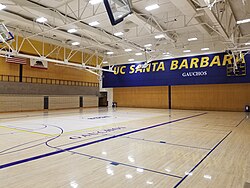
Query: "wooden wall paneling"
0 57 19 76
22 63 98 83
0 95 43 112
113 86 168 108
172 84 250 111
83 96 99 107
49 96 79 110
1 36 99 83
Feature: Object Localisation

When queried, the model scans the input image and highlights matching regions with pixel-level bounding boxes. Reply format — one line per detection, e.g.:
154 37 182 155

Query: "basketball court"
0 0 250 187
0 108 249 187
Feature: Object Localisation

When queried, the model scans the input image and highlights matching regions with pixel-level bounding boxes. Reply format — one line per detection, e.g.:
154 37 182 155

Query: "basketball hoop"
227 50 247 76
0 22 14 43
103 0 132 26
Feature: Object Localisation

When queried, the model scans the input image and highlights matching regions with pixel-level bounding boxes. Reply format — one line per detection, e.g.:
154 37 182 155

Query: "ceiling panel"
0 0 248 65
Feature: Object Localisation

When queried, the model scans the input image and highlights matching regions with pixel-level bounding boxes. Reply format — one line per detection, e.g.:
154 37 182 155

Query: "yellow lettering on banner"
152 62 158 72
209 55 221 67
190 58 199 68
120 66 126 74
241 55 246 64
222 55 233 66
129 65 135 74
170 60 179 70
200 57 209 68
114 67 119 75
156 62 165 71
135 67 143 73
179 59 188 69
143 64 151 73
236 53 246 64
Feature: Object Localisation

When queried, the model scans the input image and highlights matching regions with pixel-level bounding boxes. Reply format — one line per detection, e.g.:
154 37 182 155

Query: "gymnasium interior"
0 0 249 187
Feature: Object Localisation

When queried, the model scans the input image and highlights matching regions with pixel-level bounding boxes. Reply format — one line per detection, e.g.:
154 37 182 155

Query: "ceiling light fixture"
107 51 114 55
114 32 124 36
135 53 143 56
144 44 152 47
237 18 250 24
183 50 191 53
146 181 154 185
103 61 108 64
36 17 47 23
89 21 100 26
125 174 133 179
89 0 102 5
155 34 165 39
145 4 160 11
245 42 250 45
188 37 198 41
67 28 77 33
128 59 135 62
125 49 132 52
201 47 209 51
72 42 80 46
0 3 6 10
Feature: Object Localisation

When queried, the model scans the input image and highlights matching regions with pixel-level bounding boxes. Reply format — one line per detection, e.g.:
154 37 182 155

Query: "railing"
0 74 99 87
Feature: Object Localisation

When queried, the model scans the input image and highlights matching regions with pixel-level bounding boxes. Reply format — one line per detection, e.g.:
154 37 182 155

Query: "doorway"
99 92 108 107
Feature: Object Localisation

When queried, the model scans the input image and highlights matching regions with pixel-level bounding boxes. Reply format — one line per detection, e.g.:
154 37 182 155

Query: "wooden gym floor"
0 108 249 188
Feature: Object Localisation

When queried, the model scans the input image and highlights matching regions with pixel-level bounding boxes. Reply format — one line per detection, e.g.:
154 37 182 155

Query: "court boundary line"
236 117 246 127
123 136 211 150
173 116 246 187
67 150 183 179
0 112 207 170
173 130 232 188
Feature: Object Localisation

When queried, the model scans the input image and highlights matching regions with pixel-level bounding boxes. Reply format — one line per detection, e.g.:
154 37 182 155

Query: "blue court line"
124 136 211 150
44 134 182 179
56 134 110 148
173 130 232 188
0 138 48 155
0 112 207 170
236 117 246 127
62 150 182 179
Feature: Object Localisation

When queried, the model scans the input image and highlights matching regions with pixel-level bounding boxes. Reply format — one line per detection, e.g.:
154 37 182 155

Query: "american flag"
6 56 27 64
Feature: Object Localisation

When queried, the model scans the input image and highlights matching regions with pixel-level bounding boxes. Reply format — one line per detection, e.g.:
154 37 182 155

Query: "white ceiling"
0 0 250 65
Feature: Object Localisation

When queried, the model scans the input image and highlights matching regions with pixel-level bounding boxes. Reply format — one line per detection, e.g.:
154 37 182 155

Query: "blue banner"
102 52 250 88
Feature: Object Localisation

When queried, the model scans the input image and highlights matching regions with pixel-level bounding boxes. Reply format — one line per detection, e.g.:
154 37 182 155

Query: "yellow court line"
0 125 53 137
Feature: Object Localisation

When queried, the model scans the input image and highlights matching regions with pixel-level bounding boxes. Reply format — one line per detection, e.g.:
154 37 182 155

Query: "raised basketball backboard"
0 23 14 43
103 0 132 26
